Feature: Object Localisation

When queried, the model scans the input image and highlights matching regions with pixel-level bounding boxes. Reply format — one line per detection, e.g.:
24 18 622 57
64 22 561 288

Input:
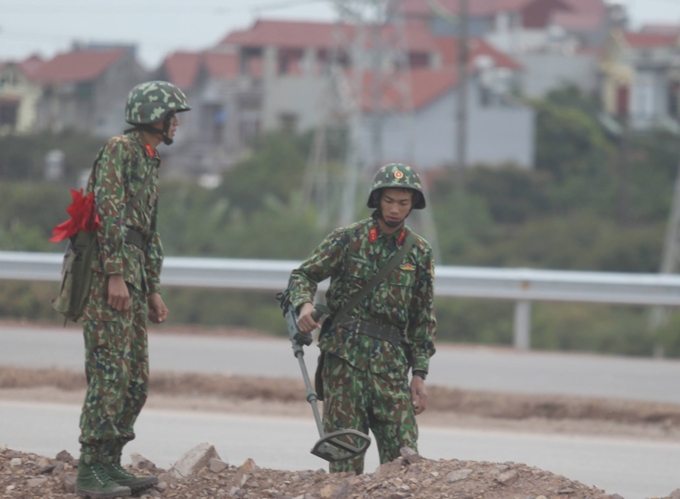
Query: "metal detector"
280 300 371 463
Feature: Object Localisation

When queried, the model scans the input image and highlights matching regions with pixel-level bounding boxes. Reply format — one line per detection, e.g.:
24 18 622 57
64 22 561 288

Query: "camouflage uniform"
78 130 162 465
288 164 436 474
78 82 189 468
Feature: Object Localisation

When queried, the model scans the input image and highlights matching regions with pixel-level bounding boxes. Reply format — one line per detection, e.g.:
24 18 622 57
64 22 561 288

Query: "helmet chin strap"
129 112 175 145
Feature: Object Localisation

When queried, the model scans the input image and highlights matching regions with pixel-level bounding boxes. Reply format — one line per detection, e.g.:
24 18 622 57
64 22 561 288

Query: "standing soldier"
288 163 436 474
75 81 190 498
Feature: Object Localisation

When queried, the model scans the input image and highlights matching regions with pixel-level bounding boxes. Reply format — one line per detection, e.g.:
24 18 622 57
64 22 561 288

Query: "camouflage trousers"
322 352 418 474
78 271 149 465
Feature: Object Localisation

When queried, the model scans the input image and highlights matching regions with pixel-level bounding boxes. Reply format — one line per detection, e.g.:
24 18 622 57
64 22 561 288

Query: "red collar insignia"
398 230 406 245
144 143 157 158
369 227 378 243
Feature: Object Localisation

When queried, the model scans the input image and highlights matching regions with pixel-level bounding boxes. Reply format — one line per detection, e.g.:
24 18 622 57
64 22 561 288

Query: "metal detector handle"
311 304 330 323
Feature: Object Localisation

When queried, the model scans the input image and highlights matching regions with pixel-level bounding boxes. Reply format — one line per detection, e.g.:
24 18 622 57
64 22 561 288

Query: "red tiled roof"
219 19 438 54
435 36 523 70
19 55 44 79
623 32 679 49
362 68 459 112
640 24 680 36
162 51 239 89
401 0 571 18
552 0 606 31
163 52 202 89
34 49 126 84
204 52 239 79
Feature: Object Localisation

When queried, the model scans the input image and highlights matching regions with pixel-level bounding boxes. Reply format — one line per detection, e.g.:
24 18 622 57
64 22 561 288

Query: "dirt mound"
0 444 634 499
4 366 680 430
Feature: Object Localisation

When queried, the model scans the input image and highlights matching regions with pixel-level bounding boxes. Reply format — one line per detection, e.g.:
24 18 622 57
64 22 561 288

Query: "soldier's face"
380 188 413 227
151 113 179 138
166 114 179 139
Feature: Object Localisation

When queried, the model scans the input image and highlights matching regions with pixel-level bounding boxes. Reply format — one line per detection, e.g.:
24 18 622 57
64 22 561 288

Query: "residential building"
359 67 535 170
600 30 680 131
33 44 148 137
215 19 441 134
0 56 43 134
400 0 614 98
155 50 263 176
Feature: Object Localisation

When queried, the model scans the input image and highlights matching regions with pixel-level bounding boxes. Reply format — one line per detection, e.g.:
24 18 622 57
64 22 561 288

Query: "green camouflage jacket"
86 131 163 297
289 217 436 374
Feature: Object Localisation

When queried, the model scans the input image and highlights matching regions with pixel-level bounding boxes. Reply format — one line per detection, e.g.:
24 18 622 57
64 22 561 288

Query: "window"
278 112 298 132
0 100 19 129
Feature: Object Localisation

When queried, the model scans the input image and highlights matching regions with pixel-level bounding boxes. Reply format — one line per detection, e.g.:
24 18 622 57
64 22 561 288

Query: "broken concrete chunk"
130 452 156 470
55 450 75 464
495 469 518 485
447 469 473 482
400 447 422 464
171 443 220 479
238 458 259 473
209 458 229 473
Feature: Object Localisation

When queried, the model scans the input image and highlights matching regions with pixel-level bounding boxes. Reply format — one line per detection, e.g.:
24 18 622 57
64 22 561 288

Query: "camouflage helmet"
125 81 191 125
367 163 426 210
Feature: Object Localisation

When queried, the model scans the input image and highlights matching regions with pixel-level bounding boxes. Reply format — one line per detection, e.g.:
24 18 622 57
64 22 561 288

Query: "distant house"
211 18 533 171
33 45 148 137
600 30 680 131
359 67 535 170
400 0 613 98
155 50 262 175
216 19 442 134
0 56 43 134
400 0 574 54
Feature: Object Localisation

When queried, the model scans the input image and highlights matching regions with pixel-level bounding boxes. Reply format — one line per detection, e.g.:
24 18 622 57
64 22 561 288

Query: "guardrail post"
514 300 532 350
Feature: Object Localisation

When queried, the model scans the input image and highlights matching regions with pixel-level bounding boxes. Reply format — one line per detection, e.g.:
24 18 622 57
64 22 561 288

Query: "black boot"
75 462 131 498
103 462 158 495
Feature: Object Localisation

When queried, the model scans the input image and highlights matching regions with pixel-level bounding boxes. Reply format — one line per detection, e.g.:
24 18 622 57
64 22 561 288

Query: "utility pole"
650 155 680 336
455 0 469 193
618 110 630 225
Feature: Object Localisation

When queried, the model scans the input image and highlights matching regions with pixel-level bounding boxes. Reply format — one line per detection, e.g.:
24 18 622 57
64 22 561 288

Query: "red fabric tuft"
50 189 101 242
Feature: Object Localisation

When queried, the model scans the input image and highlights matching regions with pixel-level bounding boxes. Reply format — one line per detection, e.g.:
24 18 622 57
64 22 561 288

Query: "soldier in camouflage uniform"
289 163 436 474
75 81 190 499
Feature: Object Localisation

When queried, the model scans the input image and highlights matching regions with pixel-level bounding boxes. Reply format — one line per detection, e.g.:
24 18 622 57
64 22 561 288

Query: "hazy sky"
1 0 680 69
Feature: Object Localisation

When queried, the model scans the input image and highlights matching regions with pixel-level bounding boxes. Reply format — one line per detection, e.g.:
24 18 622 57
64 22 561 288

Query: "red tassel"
50 189 101 242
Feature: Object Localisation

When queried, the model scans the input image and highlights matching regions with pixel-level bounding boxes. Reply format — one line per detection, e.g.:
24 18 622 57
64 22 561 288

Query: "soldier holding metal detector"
281 163 436 474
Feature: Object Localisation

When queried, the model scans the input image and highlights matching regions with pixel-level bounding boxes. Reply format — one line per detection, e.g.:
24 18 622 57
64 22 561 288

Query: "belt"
125 228 145 251
336 316 403 347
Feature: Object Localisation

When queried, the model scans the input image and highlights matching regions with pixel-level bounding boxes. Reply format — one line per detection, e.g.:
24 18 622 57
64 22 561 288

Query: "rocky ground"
1 442 645 499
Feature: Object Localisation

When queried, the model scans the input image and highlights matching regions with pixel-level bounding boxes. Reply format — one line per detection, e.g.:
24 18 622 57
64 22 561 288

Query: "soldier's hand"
410 375 428 415
108 274 130 311
148 293 168 324
297 302 321 334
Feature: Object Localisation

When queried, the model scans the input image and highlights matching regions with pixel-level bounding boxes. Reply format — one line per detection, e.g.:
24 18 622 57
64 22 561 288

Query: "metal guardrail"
2 251 680 349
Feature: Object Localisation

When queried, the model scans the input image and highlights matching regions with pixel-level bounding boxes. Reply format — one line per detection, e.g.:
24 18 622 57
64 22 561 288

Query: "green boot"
75 462 131 498
103 462 158 495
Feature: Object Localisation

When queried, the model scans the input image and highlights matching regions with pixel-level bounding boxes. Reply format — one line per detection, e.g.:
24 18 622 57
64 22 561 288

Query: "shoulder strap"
331 232 417 329
124 166 154 215
89 141 155 217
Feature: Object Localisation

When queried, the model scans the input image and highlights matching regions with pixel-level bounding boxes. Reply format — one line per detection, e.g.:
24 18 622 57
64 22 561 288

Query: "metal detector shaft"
283 302 371 463
294 347 324 439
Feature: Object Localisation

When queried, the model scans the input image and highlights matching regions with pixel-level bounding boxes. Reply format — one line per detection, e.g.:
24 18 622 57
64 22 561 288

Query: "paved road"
3 326 680 404
1 400 678 499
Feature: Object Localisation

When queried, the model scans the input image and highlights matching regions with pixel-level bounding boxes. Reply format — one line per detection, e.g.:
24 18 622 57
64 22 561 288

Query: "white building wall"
360 80 535 171
516 53 599 98
262 75 330 132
